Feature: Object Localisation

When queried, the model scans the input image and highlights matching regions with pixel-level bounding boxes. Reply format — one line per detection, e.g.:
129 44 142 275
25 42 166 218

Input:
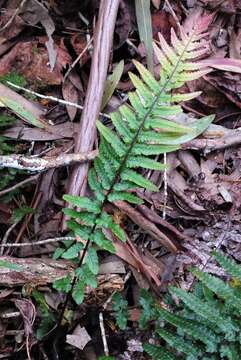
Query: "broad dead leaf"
66 325 91 350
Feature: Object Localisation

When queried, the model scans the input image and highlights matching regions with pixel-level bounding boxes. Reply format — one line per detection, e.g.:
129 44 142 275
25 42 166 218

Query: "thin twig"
0 0 28 32
0 175 39 197
0 236 75 247
0 222 20 255
99 312 109 356
6 82 110 119
165 0 181 30
63 37 93 82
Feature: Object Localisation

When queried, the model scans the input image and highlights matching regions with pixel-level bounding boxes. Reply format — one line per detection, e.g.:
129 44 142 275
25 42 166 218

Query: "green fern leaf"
113 181 136 191
63 195 101 214
76 264 98 288
88 168 105 201
111 112 133 143
91 230 115 253
131 143 179 155
61 243 84 260
170 287 238 338
108 191 143 204
156 328 201 358
63 209 96 226
62 14 215 305
192 268 241 312
212 251 241 282
145 117 190 133
72 279 85 305
119 105 139 130
133 60 160 93
121 169 158 191
127 156 166 170
143 343 176 360
96 212 126 241
85 247 99 275
157 307 219 351
53 276 72 293
94 157 112 190
67 220 91 240
96 121 126 156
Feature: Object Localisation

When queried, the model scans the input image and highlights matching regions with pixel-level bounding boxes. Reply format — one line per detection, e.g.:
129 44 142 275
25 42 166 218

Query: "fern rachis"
54 16 215 307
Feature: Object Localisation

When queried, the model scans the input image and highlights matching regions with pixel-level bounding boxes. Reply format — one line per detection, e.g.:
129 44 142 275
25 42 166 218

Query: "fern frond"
157 307 219 350
191 268 241 313
169 287 238 339
156 328 201 358
143 343 176 360
59 15 215 304
143 252 241 360
212 251 241 282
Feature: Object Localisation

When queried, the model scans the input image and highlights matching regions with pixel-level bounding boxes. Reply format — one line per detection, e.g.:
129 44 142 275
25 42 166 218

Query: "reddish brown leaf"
0 38 71 85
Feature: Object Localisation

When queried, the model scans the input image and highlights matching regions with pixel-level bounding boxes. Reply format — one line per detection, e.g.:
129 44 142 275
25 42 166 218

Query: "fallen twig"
0 221 20 256
7 82 110 119
0 151 98 171
0 174 39 197
0 237 75 247
99 312 109 356
63 37 93 82
182 130 241 153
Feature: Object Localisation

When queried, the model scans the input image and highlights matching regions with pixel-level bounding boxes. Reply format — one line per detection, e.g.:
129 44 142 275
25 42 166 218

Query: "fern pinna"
143 251 241 360
54 16 214 304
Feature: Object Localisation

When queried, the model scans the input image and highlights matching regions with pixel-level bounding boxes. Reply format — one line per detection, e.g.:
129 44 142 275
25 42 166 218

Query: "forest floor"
0 0 241 359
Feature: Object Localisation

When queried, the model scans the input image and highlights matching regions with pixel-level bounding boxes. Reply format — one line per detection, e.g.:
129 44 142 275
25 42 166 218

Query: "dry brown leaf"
0 38 71 85
66 325 91 350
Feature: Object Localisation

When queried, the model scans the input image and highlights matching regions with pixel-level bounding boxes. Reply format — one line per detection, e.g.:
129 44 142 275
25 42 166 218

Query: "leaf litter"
0 1 241 359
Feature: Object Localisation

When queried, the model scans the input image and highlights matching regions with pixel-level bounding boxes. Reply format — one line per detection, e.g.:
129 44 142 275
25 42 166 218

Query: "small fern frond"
157 307 219 350
143 252 241 359
59 15 215 304
191 269 241 313
156 328 201 359
143 343 176 360
169 286 238 338
212 251 241 282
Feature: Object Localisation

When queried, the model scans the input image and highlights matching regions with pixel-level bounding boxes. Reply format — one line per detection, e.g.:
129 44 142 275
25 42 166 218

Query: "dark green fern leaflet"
57 15 215 304
143 251 241 360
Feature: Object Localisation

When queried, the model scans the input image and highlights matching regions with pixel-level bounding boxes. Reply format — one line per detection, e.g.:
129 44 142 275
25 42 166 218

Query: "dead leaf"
14 298 36 359
2 122 77 141
0 38 71 85
151 0 161 9
14 299 35 337
0 84 44 119
152 10 176 41
66 325 91 350
114 200 180 252
0 9 25 44
101 60 124 110
114 0 133 48
22 0 57 70
62 79 79 121
135 0 154 73
71 34 90 66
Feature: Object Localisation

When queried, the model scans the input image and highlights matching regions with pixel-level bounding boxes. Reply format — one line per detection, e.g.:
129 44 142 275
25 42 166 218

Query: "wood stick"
0 151 98 172
67 0 120 198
